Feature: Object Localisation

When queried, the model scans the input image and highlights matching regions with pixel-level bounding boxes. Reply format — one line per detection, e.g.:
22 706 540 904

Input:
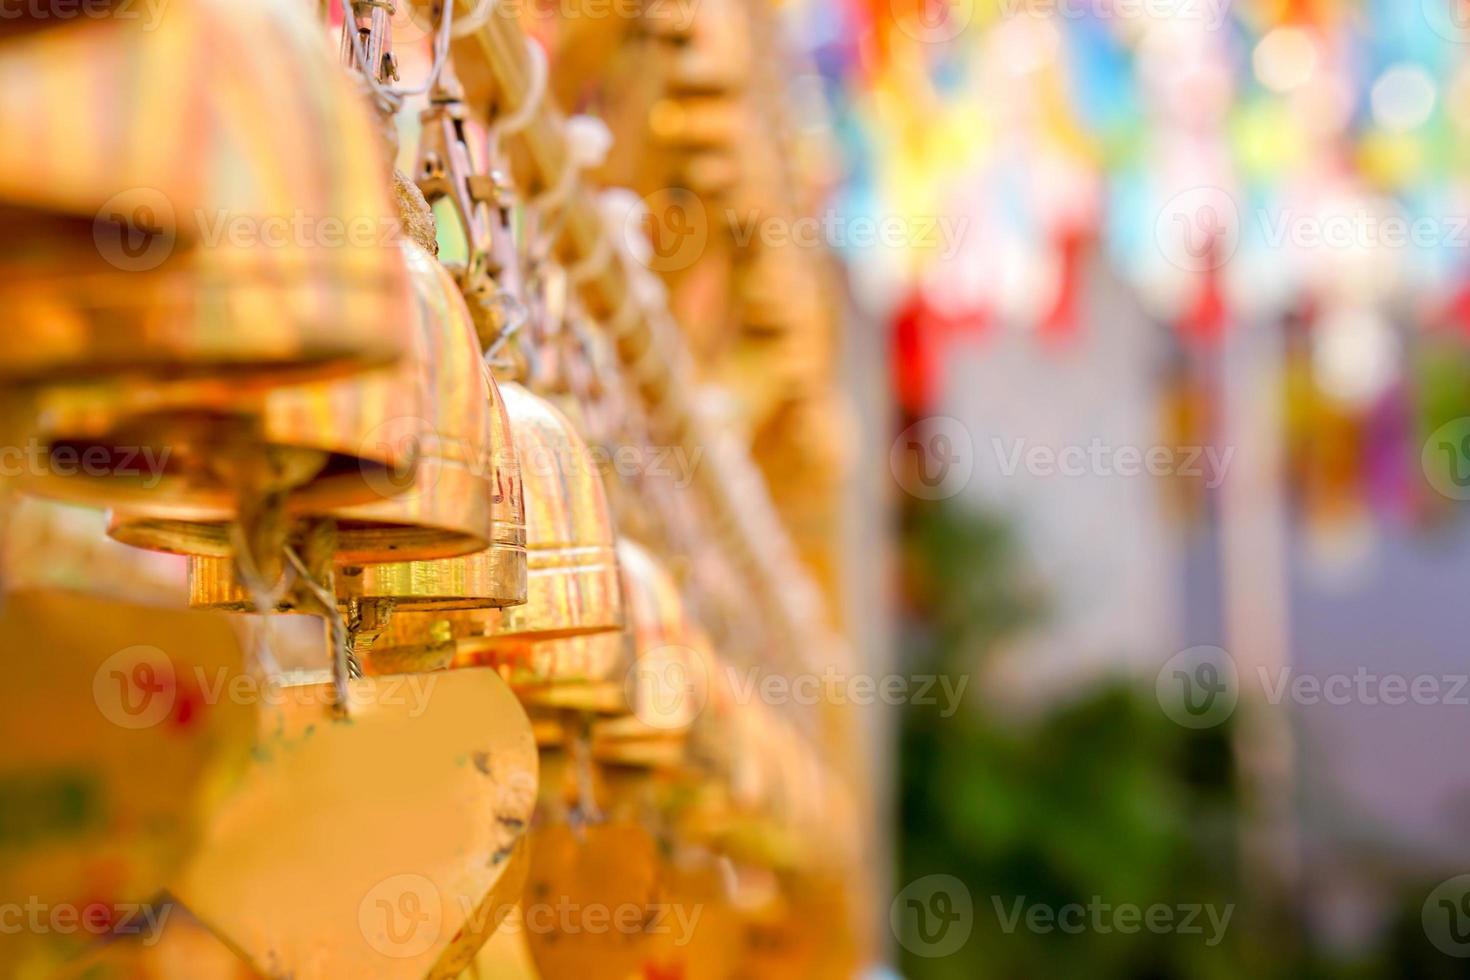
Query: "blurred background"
771 0 1470 976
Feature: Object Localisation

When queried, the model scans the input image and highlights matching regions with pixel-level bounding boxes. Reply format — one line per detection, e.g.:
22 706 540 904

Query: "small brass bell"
585 538 714 754
108 240 496 565
2 0 410 491
0 0 407 384
517 537 690 715
373 380 622 673
175 365 527 672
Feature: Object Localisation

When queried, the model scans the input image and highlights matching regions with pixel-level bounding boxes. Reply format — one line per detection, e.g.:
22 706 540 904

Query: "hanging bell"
637 849 744 980
513 537 684 716
174 364 525 672
583 538 713 755
0 0 411 528
368 380 622 673
0 0 407 392
107 239 495 565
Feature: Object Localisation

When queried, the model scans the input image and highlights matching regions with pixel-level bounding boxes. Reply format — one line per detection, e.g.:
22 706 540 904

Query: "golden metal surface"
522 822 663 980
585 538 715 748
0 589 255 976
179 362 525 617
365 381 621 676
106 242 495 563
175 670 537 980
335 363 527 608
0 0 407 388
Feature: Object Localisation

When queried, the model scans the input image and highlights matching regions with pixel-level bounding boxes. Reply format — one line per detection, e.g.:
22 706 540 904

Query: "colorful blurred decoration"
783 0 1470 533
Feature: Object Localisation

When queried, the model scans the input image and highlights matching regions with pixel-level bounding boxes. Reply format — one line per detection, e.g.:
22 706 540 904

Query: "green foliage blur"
895 502 1470 979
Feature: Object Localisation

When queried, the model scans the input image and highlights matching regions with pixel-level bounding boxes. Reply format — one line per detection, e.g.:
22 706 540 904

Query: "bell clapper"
343 595 397 664
219 441 335 683
281 519 360 715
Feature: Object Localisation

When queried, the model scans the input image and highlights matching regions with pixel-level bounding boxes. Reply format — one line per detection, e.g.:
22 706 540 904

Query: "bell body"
178 355 525 617
333 361 528 607
0 0 407 391
363 381 621 675
589 539 712 744
488 381 622 639
107 242 495 564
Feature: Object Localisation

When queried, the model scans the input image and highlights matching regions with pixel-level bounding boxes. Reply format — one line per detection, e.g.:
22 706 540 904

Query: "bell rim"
108 455 495 563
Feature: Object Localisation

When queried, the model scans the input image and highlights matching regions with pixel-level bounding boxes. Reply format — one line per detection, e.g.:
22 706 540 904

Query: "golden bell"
332 359 528 612
171 362 525 672
584 539 714 752
0 0 407 390
370 381 621 674
107 240 495 564
515 537 674 715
